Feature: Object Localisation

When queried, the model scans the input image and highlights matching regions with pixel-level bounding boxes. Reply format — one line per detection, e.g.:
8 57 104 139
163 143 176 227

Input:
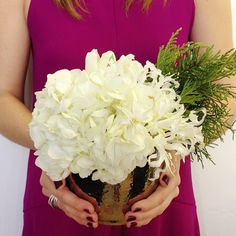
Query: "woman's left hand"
125 151 181 228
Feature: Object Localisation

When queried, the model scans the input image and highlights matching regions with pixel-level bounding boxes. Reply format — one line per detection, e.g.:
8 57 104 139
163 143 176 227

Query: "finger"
126 186 179 223
159 173 170 187
58 200 98 223
40 172 99 226
57 179 66 189
70 216 88 227
130 177 178 212
159 170 181 187
63 207 90 227
54 194 99 228
56 188 96 214
126 187 179 227
41 173 97 215
57 200 99 228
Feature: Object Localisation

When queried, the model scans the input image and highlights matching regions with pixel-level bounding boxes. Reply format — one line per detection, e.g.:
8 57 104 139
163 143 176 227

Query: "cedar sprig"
156 29 236 163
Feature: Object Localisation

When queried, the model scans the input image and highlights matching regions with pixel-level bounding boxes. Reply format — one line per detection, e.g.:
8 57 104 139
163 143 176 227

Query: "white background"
0 1 236 236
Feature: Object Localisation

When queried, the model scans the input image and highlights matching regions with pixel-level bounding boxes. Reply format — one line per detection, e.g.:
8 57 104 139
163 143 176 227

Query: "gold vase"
66 164 159 225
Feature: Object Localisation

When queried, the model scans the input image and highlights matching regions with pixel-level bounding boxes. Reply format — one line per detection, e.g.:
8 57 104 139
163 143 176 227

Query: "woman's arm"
0 0 34 149
191 0 236 122
0 0 99 228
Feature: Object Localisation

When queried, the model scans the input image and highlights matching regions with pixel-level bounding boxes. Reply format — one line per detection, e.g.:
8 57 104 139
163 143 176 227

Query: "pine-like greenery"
156 29 236 163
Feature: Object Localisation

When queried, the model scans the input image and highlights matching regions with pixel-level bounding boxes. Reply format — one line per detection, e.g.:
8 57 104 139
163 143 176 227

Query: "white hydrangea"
29 49 205 185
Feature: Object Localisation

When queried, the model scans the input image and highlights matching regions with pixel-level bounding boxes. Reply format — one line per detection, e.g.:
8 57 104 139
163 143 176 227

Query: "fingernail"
86 216 94 222
133 208 142 212
87 222 93 228
130 222 137 227
127 216 136 222
84 209 90 214
54 180 62 189
162 175 169 185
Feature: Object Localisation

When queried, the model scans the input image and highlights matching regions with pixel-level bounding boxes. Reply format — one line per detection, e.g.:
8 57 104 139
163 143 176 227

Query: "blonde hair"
54 0 167 20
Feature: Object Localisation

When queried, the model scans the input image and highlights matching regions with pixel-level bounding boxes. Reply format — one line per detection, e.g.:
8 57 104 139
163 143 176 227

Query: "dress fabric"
23 0 200 235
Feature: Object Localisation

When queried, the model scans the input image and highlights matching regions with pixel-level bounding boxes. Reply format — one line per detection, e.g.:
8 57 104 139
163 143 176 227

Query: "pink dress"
23 0 200 235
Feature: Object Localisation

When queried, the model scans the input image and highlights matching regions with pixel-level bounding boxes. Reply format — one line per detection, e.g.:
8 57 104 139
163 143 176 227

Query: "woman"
0 0 235 235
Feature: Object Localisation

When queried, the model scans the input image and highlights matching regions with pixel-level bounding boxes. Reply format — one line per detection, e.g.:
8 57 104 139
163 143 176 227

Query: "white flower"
29 49 205 184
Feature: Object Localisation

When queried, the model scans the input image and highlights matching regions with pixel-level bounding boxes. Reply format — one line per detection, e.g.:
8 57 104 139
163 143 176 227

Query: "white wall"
192 2 236 235
192 124 236 236
0 2 236 236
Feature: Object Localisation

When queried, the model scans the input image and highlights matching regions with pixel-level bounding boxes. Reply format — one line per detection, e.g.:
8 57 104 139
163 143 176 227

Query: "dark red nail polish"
84 209 90 214
130 222 137 227
127 216 136 222
54 180 62 189
87 222 93 228
162 175 169 185
133 208 142 213
86 216 94 222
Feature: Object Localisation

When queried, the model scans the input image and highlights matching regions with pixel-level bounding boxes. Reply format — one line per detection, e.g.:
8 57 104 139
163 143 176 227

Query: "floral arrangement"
29 30 236 185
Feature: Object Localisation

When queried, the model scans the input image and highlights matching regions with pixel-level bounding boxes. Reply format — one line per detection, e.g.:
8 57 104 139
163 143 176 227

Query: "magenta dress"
23 0 200 235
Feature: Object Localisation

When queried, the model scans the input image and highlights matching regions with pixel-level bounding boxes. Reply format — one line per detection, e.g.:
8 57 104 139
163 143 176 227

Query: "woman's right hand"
40 171 98 228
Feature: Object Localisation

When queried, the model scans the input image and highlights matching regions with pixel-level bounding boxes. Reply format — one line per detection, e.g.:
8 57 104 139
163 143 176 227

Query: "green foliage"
156 29 236 162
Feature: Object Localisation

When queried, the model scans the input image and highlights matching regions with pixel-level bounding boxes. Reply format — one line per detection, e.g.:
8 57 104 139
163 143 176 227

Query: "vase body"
66 164 159 225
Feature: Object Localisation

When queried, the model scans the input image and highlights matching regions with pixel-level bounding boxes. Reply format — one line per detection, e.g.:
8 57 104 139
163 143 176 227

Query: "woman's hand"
40 171 99 228
125 151 181 228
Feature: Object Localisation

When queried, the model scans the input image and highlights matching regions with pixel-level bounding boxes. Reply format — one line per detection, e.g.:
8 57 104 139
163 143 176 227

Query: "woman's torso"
24 0 195 211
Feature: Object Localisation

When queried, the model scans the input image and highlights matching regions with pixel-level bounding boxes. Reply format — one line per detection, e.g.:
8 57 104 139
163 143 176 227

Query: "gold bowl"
66 163 159 225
